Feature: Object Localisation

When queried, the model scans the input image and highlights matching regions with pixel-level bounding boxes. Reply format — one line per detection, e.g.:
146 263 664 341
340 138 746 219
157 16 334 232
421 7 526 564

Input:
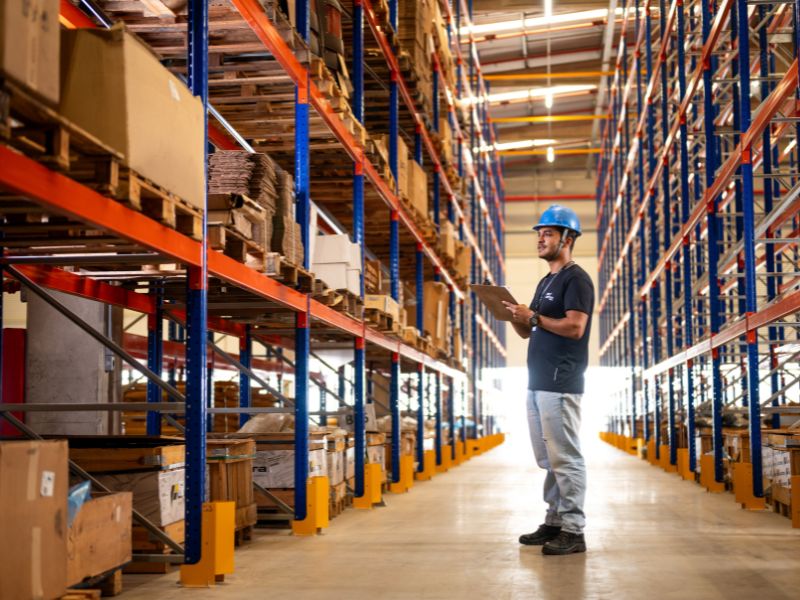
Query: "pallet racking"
0 0 506 564
596 0 800 501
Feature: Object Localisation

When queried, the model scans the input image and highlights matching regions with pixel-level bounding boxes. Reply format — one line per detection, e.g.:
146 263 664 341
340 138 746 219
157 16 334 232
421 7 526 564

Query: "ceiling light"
475 138 557 152
467 84 596 105
546 147 555 163
544 0 553 19
460 8 617 36
544 92 554 108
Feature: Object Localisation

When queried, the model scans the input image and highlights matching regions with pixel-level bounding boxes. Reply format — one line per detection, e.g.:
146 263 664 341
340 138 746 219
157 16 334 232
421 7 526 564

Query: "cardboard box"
60 27 205 209
344 446 355 481
407 281 449 348
407 159 428 217
365 294 400 321
313 234 361 268
379 135 409 197
441 220 456 260
67 492 132 586
0 440 68 600
315 262 362 294
326 451 345 486
455 242 472 280
95 467 185 527
1 0 59 104
252 448 327 488
367 444 386 474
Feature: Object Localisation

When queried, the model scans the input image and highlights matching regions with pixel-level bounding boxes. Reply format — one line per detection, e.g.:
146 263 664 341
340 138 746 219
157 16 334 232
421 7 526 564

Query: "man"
502 205 594 556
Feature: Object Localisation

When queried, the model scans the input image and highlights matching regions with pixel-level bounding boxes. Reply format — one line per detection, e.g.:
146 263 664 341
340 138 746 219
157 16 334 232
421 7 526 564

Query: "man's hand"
502 301 533 325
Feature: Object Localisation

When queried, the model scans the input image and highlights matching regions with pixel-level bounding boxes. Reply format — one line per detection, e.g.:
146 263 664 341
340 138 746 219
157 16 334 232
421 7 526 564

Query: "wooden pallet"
334 289 365 320
0 80 202 240
68 437 185 472
364 307 401 334
67 568 123 599
235 524 255 546
60 591 101 600
208 223 267 269
264 252 315 292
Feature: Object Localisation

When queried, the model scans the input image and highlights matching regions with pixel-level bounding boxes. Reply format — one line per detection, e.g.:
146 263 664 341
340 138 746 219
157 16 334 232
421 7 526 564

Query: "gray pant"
526 390 587 534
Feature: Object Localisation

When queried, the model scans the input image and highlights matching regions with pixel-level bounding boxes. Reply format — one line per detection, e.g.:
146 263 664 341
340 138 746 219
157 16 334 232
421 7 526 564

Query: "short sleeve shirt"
527 264 594 394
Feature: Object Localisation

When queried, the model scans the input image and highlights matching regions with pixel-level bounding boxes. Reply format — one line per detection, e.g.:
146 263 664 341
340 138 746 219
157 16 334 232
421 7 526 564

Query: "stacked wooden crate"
121 383 184 436
206 438 258 543
68 437 186 574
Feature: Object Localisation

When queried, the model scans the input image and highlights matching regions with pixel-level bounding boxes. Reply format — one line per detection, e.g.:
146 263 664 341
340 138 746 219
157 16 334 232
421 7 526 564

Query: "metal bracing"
598 0 800 497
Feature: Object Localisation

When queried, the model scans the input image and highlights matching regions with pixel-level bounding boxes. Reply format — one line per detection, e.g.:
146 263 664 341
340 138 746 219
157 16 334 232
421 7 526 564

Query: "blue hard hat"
532 204 582 236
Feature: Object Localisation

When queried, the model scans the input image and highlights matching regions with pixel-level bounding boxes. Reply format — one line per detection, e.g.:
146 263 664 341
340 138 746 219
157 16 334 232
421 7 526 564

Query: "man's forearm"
511 321 530 339
538 314 584 340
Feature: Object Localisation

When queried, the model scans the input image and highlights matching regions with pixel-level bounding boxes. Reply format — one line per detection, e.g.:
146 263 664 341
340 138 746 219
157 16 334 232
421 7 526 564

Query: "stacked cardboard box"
364 294 400 321
441 220 457 261
455 241 472 281
407 159 429 219
439 116 454 165
397 0 435 115
60 27 206 210
407 281 450 352
67 492 133 586
68 436 186 573
0 440 68 600
0 0 60 104
312 234 362 295
378 134 409 198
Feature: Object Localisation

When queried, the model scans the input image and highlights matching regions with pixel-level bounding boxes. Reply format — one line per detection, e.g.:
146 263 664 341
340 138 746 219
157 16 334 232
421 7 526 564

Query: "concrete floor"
121 435 800 599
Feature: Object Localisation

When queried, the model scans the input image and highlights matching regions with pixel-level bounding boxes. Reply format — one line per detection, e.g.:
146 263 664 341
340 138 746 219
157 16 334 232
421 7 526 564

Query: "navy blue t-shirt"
527 264 594 394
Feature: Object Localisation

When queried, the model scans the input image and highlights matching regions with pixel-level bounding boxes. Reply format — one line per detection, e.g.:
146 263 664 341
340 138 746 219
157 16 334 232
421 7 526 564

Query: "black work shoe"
519 524 561 546
542 530 587 555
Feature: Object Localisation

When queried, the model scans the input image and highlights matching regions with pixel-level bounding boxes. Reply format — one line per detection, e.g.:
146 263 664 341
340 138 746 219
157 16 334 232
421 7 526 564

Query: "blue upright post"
676 0 696 472
736 0 763 497
700 0 724 484
658 0 676 466
294 0 311 520
391 352 401 483
352 0 366 500
239 325 252 428
146 284 164 436
434 371 442 465
184 0 208 565
416 363 425 472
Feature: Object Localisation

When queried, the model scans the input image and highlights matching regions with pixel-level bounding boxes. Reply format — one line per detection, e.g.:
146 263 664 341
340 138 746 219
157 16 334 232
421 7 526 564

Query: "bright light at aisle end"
460 84 597 106
546 146 556 163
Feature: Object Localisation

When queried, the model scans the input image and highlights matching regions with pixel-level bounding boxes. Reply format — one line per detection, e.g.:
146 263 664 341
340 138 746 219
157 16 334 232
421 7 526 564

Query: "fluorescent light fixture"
474 138 557 153
461 8 617 36
544 0 553 19
546 146 555 162
461 84 596 105
544 92 553 109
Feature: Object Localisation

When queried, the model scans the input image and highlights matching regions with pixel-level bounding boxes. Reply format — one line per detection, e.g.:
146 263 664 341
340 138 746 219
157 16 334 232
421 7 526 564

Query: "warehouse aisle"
122 435 800 600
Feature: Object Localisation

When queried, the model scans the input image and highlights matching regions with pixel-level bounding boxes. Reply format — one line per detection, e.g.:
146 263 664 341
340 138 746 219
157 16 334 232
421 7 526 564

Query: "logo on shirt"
544 292 555 302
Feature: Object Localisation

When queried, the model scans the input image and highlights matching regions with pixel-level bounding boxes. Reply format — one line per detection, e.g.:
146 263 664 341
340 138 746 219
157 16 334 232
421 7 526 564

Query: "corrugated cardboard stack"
272 170 305 265
208 150 280 251
407 281 451 353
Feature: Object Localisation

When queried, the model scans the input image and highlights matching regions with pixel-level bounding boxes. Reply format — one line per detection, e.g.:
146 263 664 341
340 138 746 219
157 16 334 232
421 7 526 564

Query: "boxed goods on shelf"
455 241 472 281
0 0 60 104
407 159 429 219
407 281 450 351
95 468 185 527
325 429 347 487
60 26 205 210
0 440 68 600
312 233 362 294
364 294 400 321
378 133 409 197
67 492 132 586
441 220 457 261
438 116 454 165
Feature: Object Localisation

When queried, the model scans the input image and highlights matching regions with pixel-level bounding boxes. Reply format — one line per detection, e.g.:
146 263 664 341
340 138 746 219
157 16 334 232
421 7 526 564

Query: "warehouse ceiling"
467 0 618 254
